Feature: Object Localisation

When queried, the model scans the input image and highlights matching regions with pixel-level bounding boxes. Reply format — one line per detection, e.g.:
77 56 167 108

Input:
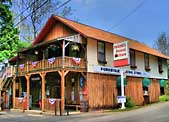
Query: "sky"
66 0 169 48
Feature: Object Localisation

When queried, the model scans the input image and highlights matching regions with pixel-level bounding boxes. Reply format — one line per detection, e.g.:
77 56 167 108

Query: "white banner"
93 66 149 78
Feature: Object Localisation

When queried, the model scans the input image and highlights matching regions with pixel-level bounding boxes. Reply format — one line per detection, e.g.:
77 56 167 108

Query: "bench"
65 104 80 111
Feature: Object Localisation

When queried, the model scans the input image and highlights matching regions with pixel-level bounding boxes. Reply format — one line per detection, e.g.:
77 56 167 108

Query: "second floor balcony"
15 34 87 76
17 56 86 75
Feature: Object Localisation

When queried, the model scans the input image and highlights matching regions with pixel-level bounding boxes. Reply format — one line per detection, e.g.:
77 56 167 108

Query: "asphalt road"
0 102 169 122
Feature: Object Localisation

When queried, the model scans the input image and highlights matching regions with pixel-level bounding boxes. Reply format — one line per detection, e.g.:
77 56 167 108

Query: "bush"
125 96 135 108
159 95 169 102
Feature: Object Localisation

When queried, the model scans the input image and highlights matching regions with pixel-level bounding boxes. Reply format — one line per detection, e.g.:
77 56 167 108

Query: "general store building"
1 15 168 113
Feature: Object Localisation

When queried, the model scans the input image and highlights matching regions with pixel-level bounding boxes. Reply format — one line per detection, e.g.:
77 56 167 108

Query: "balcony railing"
0 66 15 89
17 56 86 75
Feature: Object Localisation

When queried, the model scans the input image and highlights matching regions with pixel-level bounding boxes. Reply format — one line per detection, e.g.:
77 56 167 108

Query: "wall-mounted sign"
31 77 40 81
94 66 120 75
93 66 149 78
113 41 129 67
57 34 82 43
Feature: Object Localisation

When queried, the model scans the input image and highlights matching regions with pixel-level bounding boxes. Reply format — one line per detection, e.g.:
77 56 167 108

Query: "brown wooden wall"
87 73 161 109
149 79 160 103
87 73 117 109
44 21 77 42
125 77 144 105
44 98 61 112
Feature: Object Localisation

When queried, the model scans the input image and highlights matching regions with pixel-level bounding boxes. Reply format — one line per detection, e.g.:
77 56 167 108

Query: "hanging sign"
113 41 129 67
57 34 82 43
49 98 56 105
72 58 81 65
48 57 56 64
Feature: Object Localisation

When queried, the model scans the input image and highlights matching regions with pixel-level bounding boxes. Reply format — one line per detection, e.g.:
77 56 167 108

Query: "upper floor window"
158 57 163 73
97 41 106 63
144 53 150 71
130 49 137 69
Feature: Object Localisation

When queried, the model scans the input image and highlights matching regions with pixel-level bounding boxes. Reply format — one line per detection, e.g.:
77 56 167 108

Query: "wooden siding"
44 98 61 112
43 22 77 42
87 73 117 109
18 57 86 75
125 77 144 105
14 97 27 109
87 73 161 109
149 79 160 103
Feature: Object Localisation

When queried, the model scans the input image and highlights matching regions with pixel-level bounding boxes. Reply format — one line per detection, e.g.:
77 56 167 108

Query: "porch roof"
32 15 169 59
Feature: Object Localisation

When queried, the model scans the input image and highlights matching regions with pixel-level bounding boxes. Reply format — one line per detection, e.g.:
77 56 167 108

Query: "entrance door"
30 75 42 110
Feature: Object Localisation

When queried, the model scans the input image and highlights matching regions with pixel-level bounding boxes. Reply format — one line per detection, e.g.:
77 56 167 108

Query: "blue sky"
67 0 169 47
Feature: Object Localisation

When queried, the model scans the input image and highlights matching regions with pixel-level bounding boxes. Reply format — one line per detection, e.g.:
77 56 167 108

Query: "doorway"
30 74 42 110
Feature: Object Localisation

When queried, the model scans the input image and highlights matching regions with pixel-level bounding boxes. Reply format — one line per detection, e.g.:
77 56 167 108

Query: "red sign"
113 41 129 67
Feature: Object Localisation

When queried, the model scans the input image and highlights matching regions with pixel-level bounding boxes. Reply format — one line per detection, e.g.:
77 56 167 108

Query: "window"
130 49 136 68
158 57 163 73
144 53 150 71
97 41 106 63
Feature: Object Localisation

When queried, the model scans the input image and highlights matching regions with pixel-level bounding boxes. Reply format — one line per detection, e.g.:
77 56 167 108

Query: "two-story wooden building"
9 15 168 113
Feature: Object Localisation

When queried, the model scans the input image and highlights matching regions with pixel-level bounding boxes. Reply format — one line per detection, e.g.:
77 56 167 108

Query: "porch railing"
17 56 86 75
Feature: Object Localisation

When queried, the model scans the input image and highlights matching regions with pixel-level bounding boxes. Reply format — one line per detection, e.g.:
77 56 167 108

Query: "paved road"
0 102 169 122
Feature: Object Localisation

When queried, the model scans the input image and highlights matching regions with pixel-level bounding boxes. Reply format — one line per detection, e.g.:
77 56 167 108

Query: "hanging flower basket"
71 44 79 51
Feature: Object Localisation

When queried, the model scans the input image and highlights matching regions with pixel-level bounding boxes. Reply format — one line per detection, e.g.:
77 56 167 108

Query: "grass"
159 95 169 102
110 106 141 112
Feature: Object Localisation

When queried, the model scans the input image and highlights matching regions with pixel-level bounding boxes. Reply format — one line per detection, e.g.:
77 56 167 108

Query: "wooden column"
0 89 1 110
12 79 16 109
62 40 65 68
58 70 69 114
40 72 46 112
25 75 30 110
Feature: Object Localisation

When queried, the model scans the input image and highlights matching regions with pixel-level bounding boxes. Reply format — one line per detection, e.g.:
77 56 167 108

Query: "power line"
14 0 72 28
33 0 72 34
14 0 49 27
108 0 147 31
13 1 37 21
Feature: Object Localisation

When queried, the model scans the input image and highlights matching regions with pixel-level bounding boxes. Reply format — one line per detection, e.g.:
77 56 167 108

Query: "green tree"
0 0 30 62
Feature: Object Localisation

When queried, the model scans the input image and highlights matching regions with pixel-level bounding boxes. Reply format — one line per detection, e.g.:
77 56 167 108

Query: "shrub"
125 96 135 108
159 95 169 102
